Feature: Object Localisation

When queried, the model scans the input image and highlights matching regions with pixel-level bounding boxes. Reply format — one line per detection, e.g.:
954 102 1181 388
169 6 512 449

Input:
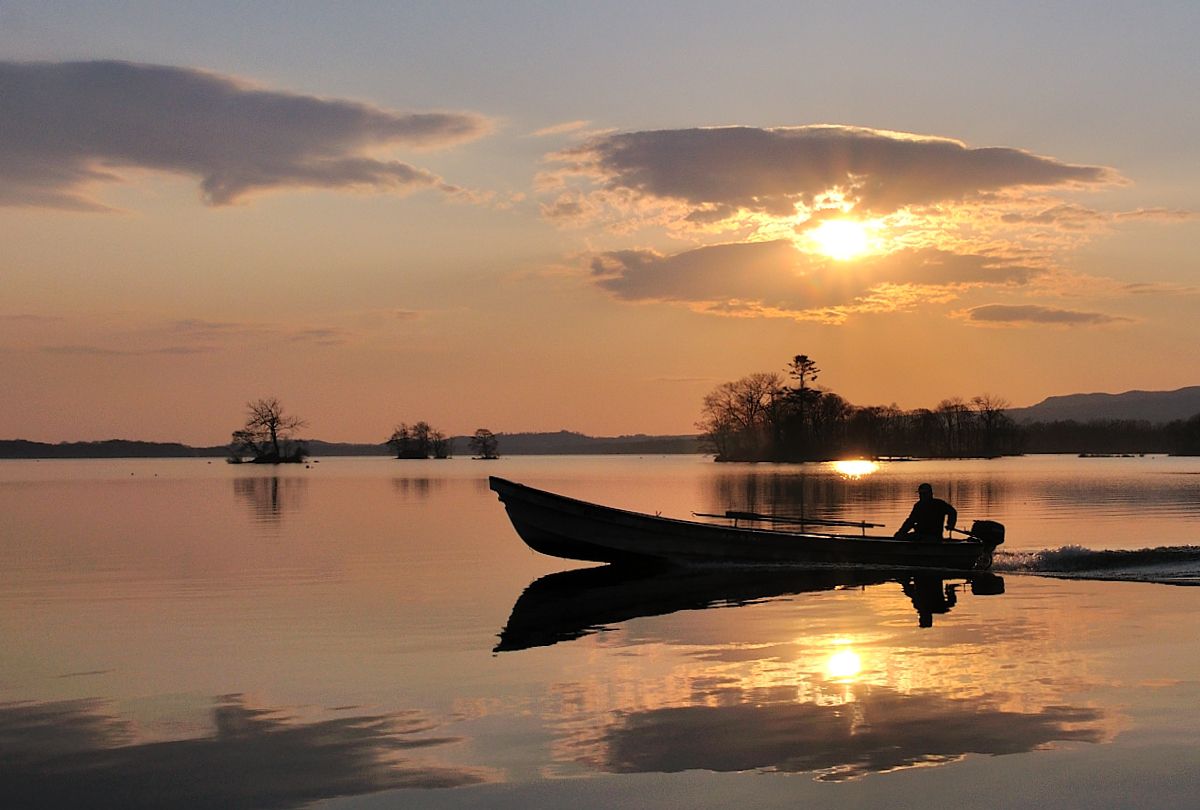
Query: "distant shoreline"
0 433 705 460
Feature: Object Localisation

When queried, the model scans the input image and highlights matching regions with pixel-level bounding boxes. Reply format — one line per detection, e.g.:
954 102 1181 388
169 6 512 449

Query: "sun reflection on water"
830 459 880 479
826 638 863 682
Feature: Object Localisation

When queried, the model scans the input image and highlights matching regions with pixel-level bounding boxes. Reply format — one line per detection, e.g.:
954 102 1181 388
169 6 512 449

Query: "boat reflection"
495 566 1005 652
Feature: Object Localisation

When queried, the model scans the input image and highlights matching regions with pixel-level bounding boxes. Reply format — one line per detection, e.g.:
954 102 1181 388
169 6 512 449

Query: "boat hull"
488 477 997 571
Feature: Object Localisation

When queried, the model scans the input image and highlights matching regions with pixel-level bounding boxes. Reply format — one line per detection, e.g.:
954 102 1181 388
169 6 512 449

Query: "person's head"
917 482 933 500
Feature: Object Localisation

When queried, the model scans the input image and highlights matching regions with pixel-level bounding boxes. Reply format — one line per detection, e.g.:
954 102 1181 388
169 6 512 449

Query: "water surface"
1 456 1198 808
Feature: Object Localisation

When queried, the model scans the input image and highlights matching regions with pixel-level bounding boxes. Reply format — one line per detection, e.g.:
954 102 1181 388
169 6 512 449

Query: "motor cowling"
970 519 1005 546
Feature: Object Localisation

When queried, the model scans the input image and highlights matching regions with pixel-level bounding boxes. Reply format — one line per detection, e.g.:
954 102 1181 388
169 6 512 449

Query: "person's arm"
945 502 957 533
894 507 917 537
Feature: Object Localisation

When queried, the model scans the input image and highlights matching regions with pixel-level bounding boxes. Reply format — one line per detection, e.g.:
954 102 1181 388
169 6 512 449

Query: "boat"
488 476 1005 571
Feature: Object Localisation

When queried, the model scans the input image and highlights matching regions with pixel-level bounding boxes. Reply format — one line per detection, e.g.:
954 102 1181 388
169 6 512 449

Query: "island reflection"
233 476 308 525
0 695 489 809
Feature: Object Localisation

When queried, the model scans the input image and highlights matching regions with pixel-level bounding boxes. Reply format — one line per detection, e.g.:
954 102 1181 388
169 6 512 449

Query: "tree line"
697 355 1200 460
228 399 500 464
697 355 1019 461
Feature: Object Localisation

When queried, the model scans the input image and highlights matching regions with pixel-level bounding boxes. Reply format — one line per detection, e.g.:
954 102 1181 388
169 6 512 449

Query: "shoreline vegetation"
4 369 1199 460
698 355 1200 461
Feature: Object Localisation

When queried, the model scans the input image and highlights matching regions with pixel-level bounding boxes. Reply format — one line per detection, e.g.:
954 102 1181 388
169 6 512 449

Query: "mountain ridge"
1008 385 1200 424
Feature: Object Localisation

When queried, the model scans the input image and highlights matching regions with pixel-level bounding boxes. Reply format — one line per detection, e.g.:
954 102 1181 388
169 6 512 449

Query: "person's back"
894 483 956 540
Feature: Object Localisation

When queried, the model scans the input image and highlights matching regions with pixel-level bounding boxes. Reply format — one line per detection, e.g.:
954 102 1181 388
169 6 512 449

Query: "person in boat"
893 483 956 541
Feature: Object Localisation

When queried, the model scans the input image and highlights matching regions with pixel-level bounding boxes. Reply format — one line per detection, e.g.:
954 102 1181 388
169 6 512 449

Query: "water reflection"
0 695 489 809
830 459 879 479
232 476 308 525
390 477 445 500
495 567 1006 652
572 683 1106 781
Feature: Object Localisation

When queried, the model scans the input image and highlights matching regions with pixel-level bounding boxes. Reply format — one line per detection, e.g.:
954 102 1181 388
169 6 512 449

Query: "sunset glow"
805 219 873 260
831 459 881 478
0 5 1196 445
827 646 863 681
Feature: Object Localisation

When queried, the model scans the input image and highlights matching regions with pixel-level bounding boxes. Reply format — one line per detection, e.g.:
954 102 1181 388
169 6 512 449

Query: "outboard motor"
970 519 1005 546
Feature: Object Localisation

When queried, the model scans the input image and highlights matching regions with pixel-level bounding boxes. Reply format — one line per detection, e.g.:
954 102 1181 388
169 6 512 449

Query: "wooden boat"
488 476 1004 571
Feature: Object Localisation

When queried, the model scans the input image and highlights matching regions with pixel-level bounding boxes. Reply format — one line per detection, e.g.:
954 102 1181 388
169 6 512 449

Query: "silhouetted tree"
469 428 500 459
431 430 451 459
387 421 450 459
230 397 307 464
696 373 784 460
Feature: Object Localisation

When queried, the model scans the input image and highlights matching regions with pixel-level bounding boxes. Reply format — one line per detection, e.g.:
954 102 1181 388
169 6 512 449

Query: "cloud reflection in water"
0 695 488 809
580 683 1105 782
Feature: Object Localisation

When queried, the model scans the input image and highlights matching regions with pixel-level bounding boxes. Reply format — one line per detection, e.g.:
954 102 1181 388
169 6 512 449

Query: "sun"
806 219 872 261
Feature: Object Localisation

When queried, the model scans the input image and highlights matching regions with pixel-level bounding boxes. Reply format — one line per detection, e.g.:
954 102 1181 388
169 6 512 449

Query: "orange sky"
1 3 1197 443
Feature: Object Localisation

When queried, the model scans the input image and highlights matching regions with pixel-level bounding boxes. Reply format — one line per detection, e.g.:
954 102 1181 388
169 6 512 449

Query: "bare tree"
469 428 500 459
972 394 1012 456
230 397 307 463
431 429 451 459
388 421 450 459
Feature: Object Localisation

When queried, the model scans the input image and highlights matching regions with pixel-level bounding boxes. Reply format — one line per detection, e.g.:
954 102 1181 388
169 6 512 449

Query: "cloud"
0 60 491 209
589 240 1040 322
1000 204 1193 230
962 304 1133 326
549 126 1115 223
531 120 592 137
40 344 217 356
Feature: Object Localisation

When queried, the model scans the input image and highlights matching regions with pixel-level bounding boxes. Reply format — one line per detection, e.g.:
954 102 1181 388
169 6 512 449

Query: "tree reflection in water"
233 476 308 525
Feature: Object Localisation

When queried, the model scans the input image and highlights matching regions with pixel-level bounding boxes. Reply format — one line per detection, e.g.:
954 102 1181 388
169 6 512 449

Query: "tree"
430 429 451 459
971 394 1013 456
469 428 500 459
388 421 451 459
696 373 784 460
230 397 307 463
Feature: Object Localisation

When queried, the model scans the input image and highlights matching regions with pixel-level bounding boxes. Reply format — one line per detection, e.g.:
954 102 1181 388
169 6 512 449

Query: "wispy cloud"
40 344 217 356
0 60 491 210
961 304 1133 327
531 120 592 137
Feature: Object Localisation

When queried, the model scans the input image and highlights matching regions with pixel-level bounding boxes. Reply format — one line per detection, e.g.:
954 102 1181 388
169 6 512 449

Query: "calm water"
2 455 1199 808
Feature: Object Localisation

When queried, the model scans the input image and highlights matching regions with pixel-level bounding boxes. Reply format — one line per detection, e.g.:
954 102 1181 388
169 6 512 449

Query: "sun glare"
831 459 880 479
807 219 872 261
827 648 863 681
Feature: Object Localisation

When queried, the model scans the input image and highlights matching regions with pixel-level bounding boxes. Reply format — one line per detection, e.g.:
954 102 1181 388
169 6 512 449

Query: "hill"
1008 386 1200 424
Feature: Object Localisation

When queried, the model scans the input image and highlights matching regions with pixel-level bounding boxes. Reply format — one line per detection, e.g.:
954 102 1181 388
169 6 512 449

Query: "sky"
1 1 1197 443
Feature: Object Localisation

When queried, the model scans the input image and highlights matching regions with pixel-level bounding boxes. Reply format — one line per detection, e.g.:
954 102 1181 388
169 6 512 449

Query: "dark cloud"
584 684 1106 781
0 695 489 809
965 304 1133 326
588 240 1039 320
0 60 490 209
553 126 1114 220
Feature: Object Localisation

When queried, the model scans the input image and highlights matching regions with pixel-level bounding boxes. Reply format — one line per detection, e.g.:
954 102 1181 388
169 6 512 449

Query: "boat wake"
993 545 1200 585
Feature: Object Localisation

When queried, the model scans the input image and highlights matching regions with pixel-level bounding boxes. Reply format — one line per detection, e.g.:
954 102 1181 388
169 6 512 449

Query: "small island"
228 398 308 464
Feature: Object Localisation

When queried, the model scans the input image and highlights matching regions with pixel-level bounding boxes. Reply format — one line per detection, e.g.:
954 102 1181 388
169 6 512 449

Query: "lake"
2 455 1198 808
